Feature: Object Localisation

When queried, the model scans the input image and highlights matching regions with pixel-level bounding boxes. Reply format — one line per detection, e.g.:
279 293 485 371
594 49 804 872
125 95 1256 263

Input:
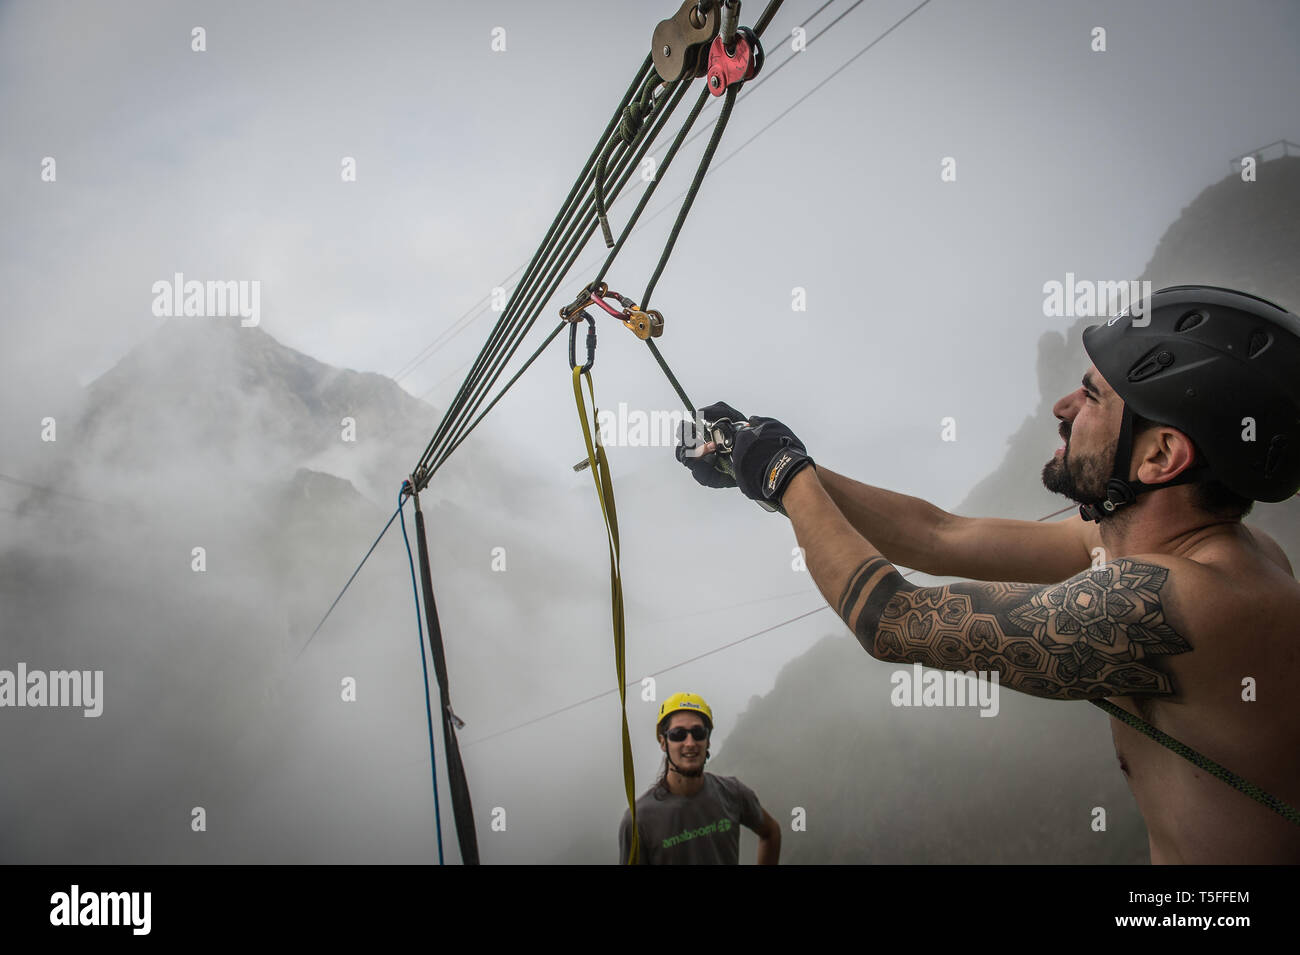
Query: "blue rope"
399 483 446 865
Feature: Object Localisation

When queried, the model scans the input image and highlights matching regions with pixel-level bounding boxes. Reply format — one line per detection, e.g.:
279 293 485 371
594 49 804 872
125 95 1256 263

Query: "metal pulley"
621 307 664 340
652 0 721 82
706 25 762 95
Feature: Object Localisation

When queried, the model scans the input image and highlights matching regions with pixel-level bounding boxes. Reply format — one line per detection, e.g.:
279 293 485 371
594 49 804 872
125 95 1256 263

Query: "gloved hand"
675 401 744 489
730 415 815 506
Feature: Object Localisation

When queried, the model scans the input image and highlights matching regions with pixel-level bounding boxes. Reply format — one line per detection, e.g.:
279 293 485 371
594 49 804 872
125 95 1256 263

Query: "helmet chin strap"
1079 404 1206 523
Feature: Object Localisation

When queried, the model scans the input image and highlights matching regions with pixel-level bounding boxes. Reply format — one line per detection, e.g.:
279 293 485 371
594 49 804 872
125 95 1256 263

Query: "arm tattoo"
838 557 1191 700
837 557 913 645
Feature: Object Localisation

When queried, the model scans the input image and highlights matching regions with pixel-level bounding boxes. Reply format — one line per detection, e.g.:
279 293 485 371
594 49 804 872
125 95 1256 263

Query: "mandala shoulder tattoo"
837 557 1190 700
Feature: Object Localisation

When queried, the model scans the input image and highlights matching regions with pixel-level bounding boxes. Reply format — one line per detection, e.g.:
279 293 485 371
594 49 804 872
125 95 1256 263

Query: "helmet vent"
1128 349 1170 381
1247 329 1272 358
1174 310 1207 332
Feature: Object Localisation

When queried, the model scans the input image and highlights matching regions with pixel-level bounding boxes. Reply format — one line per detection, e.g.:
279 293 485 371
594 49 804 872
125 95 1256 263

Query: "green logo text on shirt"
662 817 733 849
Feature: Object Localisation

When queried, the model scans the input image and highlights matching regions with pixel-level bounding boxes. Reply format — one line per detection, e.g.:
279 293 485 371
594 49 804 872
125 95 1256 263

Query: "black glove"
730 415 815 505
674 401 745 489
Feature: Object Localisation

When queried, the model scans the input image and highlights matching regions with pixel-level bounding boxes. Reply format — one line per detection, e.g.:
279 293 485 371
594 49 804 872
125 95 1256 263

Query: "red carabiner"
588 293 627 321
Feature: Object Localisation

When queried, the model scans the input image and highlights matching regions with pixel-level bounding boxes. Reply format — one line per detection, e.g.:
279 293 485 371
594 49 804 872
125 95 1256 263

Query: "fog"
2 0 1297 863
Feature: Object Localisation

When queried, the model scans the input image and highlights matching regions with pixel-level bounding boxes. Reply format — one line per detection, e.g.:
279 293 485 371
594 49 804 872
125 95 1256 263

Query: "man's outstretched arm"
783 468 1195 700
677 402 1094 584
816 466 1098 584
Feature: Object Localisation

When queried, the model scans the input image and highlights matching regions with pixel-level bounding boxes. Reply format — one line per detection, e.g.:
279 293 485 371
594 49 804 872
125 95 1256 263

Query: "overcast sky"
2 0 1298 862
5 0 1298 505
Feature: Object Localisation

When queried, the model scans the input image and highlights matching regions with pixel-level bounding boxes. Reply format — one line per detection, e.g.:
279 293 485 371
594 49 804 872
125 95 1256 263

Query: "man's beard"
667 751 706 778
1042 432 1116 504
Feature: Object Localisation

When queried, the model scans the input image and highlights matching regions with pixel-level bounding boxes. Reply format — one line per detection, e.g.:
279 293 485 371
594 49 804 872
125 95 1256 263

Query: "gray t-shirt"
618 773 765 865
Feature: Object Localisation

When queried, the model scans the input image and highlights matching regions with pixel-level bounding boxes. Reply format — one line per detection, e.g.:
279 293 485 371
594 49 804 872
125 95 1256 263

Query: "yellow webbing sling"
572 364 640 864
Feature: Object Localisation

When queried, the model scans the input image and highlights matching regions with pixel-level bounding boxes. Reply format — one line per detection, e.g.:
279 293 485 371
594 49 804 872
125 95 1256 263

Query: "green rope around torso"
1090 698 1300 826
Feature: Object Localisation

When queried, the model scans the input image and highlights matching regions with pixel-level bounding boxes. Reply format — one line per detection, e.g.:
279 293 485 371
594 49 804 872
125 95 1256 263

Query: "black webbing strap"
413 500 481 864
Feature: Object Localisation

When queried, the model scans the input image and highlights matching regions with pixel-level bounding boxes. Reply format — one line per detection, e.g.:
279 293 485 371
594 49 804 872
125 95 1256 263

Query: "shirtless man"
676 285 1300 863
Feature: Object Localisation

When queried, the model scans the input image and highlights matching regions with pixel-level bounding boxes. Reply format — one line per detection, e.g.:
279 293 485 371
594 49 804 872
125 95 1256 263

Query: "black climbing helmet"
1078 285 1300 521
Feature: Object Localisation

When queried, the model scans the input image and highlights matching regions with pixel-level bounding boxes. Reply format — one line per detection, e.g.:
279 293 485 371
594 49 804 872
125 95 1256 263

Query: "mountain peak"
72 318 440 503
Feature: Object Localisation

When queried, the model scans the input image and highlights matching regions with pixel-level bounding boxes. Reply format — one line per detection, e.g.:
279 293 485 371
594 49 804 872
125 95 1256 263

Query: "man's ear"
658 735 666 753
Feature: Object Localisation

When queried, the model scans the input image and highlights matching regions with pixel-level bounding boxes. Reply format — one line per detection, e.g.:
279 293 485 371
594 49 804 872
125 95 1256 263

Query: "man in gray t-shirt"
618 692 781 864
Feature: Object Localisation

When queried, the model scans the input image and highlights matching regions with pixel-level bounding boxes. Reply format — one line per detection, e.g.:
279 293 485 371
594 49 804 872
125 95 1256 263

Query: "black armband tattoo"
836 556 918 655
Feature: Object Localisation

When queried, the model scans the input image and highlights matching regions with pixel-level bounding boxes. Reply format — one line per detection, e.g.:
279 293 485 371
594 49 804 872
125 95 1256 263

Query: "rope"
395 0 849 392
429 322 569 477
391 55 657 387
0 470 103 505
464 604 831 748
383 0 1300 837
424 83 691 478
398 487 446 864
571 364 640 864
704 0 936 184
1090 699 1300 825
752 0 785 36
593 84 710 287
411 1 834 483
411 54 657 478
412 0 791 482
402 0 923 461
425 72 669 467
417 74 692 483
596 71 665 246
641 85 739 310
645 338 696 417
298 503 403 657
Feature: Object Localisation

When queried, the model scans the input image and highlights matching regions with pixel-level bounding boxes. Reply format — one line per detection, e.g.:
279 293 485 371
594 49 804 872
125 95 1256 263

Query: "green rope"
640 84 739 310
594 84 709 286
431 323 568 476
422 68 689 479
645 339 694 418
1090 698 1300 826
414 55 654 473
596 71 664 246
627 84 746 419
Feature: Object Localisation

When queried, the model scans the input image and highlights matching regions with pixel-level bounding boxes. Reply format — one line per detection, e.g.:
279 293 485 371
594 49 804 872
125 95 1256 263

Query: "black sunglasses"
665 725 709 742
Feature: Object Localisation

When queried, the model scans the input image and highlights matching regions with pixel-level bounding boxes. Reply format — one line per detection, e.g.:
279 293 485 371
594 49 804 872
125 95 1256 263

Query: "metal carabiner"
701 416 778 512
705 416 752 453
560 281 607 323
568 310 597 373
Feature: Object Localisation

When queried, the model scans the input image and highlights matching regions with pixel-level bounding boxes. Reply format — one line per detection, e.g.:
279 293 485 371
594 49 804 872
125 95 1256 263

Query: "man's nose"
1052 388 1084 422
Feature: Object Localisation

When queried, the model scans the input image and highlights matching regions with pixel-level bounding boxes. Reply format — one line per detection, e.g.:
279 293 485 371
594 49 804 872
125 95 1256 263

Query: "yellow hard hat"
656 692 713 737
